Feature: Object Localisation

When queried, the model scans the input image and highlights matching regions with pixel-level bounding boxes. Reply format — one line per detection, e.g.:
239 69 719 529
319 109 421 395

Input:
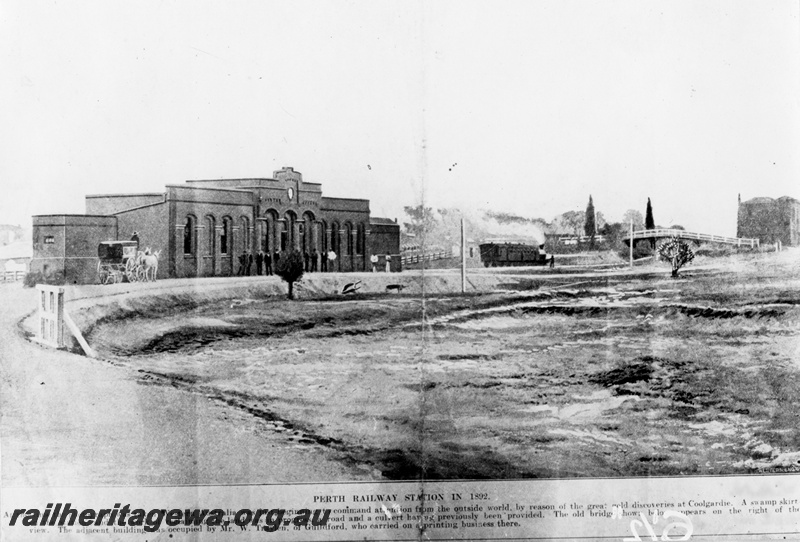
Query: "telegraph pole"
629 219 634 267
461 218 466 293
461 218 467 294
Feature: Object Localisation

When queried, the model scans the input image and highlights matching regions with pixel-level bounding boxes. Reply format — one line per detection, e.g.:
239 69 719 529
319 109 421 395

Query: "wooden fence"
401 250 453 265
2 270 25 282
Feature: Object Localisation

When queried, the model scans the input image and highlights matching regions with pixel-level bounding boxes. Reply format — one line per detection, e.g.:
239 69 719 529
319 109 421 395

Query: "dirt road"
0 282 374 487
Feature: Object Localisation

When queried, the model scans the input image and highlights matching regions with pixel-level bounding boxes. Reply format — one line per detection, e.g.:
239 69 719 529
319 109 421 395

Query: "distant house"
0 226 32 276
0 224 24 246
737 195 800 246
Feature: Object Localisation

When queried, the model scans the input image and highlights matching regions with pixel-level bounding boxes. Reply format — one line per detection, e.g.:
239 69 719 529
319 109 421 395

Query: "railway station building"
31 166 401 284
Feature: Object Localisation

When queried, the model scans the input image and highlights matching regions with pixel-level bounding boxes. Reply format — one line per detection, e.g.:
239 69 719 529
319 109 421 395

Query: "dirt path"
0 283 375 487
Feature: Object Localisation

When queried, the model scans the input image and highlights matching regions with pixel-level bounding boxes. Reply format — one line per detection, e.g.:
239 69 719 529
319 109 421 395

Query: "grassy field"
88 250 800 479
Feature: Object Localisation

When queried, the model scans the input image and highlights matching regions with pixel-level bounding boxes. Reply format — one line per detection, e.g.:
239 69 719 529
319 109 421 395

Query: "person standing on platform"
264 250 273 276
385 254 391 273
273 250 281 272
327 250 337 272
311 249 318 272
303 250 310 272
237 251 246 275
370 253 378 272
320 249 327 272
256 250 264 276
246 251 253 276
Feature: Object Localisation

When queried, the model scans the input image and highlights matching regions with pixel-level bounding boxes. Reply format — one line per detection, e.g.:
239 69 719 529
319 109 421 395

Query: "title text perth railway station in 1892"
313 493 460 504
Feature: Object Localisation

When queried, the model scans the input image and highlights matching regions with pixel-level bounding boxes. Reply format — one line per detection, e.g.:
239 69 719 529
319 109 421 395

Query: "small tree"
276 249 305 299
658 237 694 278
584 195 596 248
595 210 606 231
584 196 596 236
557 210 585 236
623 209 644 231
402 205 437 239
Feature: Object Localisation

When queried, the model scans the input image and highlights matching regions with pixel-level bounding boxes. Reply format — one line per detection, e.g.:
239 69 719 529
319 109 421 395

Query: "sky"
1 0 798 237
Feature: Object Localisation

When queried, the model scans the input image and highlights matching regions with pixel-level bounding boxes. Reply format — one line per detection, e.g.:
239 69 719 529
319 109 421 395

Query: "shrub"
275 250 305 299
658 237 695 277
693 244 735 258
23 270 65 288
616 241 653 261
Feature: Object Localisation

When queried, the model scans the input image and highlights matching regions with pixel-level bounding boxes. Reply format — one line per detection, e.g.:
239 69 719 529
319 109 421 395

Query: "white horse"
141 250 160 282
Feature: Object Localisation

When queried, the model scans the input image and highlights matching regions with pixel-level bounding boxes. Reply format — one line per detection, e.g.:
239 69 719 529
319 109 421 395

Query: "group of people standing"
236 250 276 276
369 253 392 273
236 249 288 276
236 249 356 276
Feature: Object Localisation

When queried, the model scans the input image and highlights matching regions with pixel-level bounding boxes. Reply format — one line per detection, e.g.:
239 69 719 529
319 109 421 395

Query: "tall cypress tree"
645 198 655 230
584 195 596 249
584 195 596 236
645 197 656 249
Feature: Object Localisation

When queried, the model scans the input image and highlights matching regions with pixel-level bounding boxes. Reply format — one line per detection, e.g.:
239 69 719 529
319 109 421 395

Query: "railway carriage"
479 242 549 267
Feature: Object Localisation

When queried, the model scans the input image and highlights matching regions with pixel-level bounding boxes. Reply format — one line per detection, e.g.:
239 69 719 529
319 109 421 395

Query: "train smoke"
462 209 546 245
401 207 546 252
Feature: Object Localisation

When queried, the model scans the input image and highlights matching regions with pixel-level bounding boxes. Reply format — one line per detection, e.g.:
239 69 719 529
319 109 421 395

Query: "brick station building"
31 167 401 284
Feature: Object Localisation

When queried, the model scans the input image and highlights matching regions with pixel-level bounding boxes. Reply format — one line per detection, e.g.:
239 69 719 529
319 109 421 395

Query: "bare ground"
82 249 800 480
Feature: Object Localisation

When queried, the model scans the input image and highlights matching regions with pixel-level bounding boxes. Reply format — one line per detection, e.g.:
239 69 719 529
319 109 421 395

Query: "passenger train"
478 242 550 267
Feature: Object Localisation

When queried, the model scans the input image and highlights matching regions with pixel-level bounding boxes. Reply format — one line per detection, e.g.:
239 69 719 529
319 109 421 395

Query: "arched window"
331 222 340 255
221 217 231 254
356 223 365 255
206 215 216 255
240 216 250 252
183 216 195 255
344 223 353 255
302 211 315 253
262 209 279 254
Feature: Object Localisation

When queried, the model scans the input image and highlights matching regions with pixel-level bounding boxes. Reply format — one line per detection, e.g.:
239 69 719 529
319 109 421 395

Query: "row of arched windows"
182 213 367 258
182 215 250 256
325 222 365 256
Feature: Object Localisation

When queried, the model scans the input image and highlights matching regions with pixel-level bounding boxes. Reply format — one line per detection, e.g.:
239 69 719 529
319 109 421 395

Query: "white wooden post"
36 285 64 348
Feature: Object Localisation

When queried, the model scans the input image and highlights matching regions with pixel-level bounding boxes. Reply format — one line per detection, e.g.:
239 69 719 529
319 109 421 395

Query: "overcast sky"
2 1 798 236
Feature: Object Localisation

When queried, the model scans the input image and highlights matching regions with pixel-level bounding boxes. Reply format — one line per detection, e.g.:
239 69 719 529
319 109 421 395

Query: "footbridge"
623 228 760 247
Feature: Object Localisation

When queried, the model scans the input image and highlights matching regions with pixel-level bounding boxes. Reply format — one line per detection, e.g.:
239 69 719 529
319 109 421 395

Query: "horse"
141 250 160 281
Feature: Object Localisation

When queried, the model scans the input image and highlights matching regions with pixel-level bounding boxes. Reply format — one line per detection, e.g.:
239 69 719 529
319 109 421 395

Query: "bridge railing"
623 229 759 247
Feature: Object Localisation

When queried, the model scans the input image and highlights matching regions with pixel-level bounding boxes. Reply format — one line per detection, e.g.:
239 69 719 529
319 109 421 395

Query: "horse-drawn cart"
97 241 142 284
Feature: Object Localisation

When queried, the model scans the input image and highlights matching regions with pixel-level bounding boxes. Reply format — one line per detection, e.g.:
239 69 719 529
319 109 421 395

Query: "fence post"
36 284 65 348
